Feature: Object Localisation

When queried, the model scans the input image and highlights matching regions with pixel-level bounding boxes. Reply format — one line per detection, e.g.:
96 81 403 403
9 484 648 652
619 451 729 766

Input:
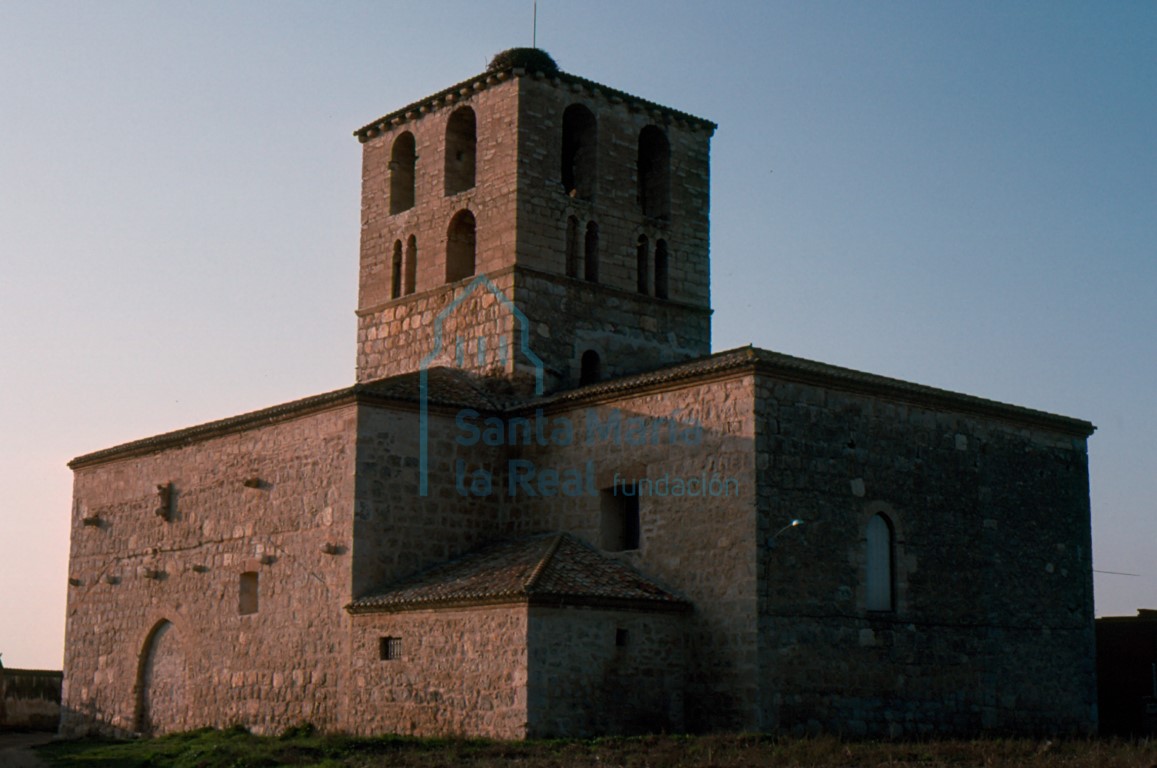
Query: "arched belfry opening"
135 619 188 736
444 107 476 195
561 104 597 200
390 131 416 214
446 210 477 283
638 125 670 220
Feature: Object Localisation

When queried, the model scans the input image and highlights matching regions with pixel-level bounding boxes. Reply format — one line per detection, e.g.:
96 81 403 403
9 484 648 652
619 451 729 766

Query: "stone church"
61 49 1097 739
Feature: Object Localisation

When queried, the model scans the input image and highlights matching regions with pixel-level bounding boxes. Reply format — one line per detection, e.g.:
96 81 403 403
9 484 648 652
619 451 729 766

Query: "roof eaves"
353 67 716 143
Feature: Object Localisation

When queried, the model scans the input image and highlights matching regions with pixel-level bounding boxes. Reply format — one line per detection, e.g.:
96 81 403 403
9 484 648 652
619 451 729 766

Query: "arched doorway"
135 620 188 735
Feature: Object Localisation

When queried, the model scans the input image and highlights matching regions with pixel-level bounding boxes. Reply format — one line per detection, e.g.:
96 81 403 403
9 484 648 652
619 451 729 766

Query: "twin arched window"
390 236 419 298
564 216 599 283
634 237 669 299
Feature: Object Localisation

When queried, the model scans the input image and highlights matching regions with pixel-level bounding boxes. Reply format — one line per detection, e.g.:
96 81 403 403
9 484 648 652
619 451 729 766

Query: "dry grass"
34 727 1157 768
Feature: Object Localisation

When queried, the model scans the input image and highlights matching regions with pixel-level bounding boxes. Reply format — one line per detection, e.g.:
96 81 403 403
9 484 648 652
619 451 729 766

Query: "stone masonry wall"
358 76 520 312
351 403 508 598
347 605 528 738
527 607 686 738
357 270 534 387
513 268 711 388
514 74 712 308
754 373 1096 735
62 404 358 737
0 668 62 731
508 373 759 731
356 71 714 388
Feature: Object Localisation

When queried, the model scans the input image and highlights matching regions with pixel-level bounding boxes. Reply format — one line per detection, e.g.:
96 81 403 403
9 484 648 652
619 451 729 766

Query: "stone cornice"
527 346 1096 438
70 345 1093 471
356 264 713 319
353 66 716 144
67 382 465 471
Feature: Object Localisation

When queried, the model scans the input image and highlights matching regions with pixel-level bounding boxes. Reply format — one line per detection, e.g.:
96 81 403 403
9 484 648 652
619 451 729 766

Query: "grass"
33 727 1157 768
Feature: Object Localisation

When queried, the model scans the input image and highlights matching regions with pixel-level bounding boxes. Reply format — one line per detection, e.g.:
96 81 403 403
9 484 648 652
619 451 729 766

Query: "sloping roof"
528 346 1095 437
68 367 515 469
346 532 690 614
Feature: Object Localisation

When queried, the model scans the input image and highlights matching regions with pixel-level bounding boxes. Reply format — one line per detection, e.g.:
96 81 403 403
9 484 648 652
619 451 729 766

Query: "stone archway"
135 620 188 735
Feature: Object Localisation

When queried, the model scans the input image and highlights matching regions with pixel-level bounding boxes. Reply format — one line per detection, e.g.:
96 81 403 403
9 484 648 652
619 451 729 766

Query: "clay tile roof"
356 366 521 411
346 532 690 614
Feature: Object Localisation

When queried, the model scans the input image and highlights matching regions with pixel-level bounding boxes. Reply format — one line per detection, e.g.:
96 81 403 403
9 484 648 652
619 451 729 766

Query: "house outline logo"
418 274 545 495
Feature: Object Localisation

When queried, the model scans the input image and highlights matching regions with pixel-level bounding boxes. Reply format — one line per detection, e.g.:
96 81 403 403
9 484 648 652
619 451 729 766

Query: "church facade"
61 50 1097 739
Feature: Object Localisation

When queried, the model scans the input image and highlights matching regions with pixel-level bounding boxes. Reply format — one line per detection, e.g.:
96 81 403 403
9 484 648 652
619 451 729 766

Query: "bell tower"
353 49 715 392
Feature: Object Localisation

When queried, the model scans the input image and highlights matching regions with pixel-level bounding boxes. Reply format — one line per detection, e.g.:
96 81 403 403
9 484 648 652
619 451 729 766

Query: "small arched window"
637 125 670 220
654 239 669 299
390 240 403 300
444 107 476 195
446 210 476 283
580 350 602 385
636 235 649 294
584 221 599 283
565 216 580 278
389 132 416 214
866 514 894 612
561 104 597 200
404 235 418 295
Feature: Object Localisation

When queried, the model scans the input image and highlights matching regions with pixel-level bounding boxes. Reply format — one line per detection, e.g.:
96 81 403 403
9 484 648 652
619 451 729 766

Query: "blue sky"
1 1 1153 669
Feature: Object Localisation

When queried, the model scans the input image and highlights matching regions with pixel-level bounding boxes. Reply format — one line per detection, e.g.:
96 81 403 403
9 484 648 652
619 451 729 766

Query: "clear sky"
1 2 1153 670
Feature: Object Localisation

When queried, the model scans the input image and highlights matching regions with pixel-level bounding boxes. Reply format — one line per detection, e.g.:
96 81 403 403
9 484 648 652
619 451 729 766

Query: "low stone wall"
0 668 62 731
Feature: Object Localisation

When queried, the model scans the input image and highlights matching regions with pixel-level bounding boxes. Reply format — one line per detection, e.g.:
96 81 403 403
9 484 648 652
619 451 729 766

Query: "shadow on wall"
0 666 62 732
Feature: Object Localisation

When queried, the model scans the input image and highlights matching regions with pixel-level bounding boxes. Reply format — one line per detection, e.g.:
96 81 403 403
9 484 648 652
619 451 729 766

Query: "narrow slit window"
866 514 894 612
565 216 580 278
636 235 649 294
239 571 259 615
584 221 599 283
404 235 417 295
654 239 669 299
390 240 403 299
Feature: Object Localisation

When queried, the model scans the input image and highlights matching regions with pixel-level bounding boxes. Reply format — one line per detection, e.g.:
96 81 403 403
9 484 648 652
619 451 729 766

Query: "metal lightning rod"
533 1 538 48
